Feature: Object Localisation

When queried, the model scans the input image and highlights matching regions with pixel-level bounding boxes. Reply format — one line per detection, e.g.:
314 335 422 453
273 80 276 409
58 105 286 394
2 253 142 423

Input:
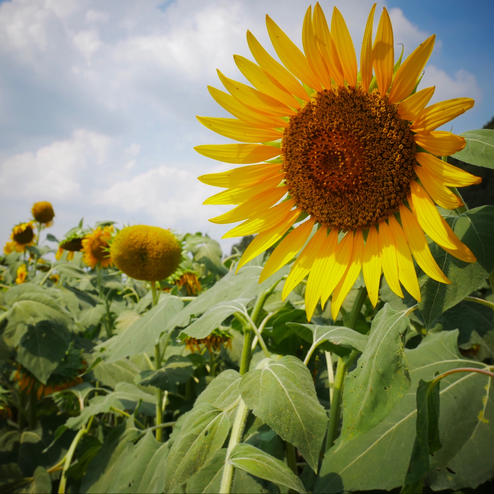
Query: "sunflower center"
282 86 416 231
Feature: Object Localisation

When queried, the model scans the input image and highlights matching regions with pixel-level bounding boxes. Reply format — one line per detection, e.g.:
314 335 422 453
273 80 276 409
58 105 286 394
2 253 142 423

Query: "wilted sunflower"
196 3 480 320
110 225 182 281
176 271 202 296
31 201 55 225
81 225 113 269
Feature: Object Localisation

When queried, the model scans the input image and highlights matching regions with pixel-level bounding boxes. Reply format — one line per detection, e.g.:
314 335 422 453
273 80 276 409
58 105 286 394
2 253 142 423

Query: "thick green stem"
151 280 160 306
154 341 163 442
96 267 112 338
58 416 94 494
219 398 249 494
239 326 254 376
326 287 366 450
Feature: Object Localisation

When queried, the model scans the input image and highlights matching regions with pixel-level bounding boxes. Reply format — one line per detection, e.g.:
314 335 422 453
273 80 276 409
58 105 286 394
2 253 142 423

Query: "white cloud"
0 129 112 200
421 66 481 103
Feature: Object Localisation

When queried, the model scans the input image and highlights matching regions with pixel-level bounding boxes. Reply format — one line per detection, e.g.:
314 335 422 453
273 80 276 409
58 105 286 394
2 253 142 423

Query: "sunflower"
110 225 182 281
176 271 202 296
196 4 480 320
31 201 55 225
15 264 27 284
5 222 36 253
81 225 113 268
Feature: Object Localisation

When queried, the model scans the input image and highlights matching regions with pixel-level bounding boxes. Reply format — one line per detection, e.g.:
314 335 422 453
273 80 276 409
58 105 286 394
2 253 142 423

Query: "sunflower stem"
325 287 366 450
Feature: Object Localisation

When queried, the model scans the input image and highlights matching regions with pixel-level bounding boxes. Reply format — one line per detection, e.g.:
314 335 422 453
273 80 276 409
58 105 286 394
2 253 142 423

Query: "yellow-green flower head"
110 225 182 281
31 201 55 225
11 222 35 246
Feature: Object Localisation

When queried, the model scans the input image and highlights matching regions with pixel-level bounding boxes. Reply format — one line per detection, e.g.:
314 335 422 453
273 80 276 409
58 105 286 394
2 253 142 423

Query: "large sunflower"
196 4 480 320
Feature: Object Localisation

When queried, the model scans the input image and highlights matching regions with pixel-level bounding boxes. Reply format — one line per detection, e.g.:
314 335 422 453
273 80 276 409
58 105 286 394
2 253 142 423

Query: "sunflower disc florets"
110 225 182 281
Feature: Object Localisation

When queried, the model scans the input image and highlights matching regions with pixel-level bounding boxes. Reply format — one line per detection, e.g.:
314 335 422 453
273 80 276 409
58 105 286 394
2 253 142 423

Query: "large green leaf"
418 208 491 328
230 443 307 493
98 294 185 362
139 355 194 392
340 304 411 440
240 355 327 471
451 129 494 168
81 428 165 493
16 320 71 384
315 331 493 493
163 404 232 493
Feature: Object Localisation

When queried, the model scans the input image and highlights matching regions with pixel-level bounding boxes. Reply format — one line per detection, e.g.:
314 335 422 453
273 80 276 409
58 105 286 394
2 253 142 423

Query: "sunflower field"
1 4 494 494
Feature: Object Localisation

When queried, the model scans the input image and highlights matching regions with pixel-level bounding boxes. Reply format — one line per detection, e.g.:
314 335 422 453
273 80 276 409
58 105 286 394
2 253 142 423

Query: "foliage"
0 131 493 493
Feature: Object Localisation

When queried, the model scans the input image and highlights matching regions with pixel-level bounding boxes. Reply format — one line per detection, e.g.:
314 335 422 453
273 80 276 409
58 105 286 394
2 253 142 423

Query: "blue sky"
0 0 492 253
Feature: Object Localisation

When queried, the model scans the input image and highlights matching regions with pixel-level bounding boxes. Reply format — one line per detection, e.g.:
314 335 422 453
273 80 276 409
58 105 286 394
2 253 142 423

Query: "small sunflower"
15 264 27 284
31 201 55 225
196 3 480 320
81 225 113 269
5 222 36 253
185 330 232 354
110 225 182 281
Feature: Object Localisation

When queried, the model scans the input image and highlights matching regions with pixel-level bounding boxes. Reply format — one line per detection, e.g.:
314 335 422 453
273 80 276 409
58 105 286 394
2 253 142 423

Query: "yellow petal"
362 225 382 307
223 199 298 238
415 152 481 187
373 7 394 95
246 30 310 102
414 131 466 156
409 180 461 250
282 224 325 300
320 231 355 307
378 220 404 297
233 55 300 109
397 86 435 122
236 213 299 271
198 163 282 187
266 14 321 91
207 86 288 129
305 228 339 320
197 116 282 143
411 98 475 132
260 218 315 283
204 174 284 205
195 144 281 164
330 231 363 320
389 35 435 103
312 3 345 86
209 186 287 224
415 165 463 210
302 6 332 88
331 7 357 87
399 204 450 284
217 70 294 117
388 216 421 301
360 3 376 91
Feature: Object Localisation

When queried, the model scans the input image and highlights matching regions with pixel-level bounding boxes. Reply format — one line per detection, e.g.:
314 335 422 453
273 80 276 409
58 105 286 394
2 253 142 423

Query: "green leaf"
289 322 369 353
195 369 241 410
451 129 494 168
139 355 194 391
230 443 307 493
65 383 155 429
92 359 144 388
98 294 185 362
240 355 327 471
163 403 232 492
401 379 441 493
28 466 51 494
17 320 71 384
82 428 164 493
181 299 249 339
418 208 491 328
315 331 492 493
340 304 411 440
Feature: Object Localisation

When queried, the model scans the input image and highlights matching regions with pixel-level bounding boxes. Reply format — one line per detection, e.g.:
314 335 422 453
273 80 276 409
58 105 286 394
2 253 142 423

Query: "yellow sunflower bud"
110 225 182 281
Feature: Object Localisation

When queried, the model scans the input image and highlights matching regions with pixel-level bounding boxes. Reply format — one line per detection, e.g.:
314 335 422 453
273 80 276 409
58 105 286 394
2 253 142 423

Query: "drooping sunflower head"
31 201 55 225
110 225 182 282
176 271 202 296
196 3 480 320
81 225 114 269
11 222 36 247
